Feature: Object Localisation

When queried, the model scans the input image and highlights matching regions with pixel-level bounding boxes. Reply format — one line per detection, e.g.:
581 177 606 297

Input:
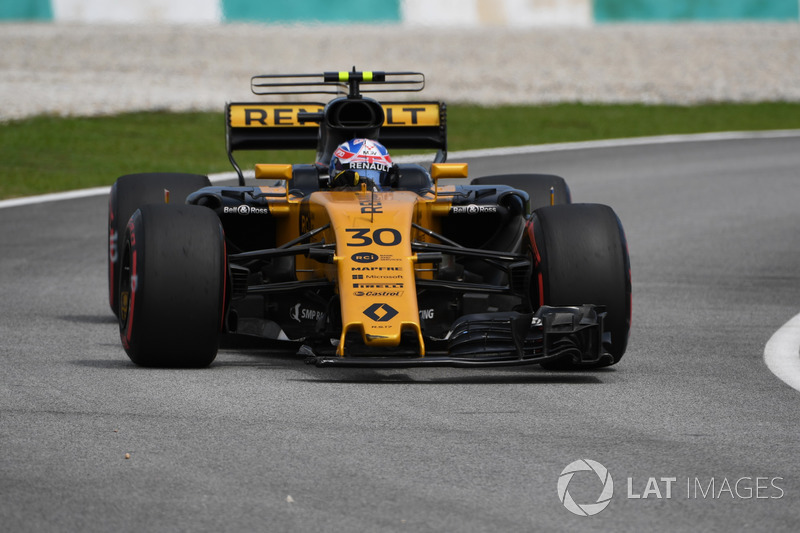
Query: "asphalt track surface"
2 135 800 532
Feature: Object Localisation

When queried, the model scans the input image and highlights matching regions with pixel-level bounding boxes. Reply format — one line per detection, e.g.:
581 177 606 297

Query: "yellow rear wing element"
228 102 441 129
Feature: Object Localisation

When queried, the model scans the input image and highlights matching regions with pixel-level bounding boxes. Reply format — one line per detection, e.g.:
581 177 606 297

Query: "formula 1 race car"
107 69 631 369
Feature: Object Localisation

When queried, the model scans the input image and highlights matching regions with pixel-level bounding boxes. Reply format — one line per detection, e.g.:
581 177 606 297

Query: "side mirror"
431 163 468 181
255 164 293 180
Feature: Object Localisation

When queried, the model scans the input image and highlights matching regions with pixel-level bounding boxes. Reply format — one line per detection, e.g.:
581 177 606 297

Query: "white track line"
0 186 112 209
764 313 800 393
439 129 800 160
3 130 799 210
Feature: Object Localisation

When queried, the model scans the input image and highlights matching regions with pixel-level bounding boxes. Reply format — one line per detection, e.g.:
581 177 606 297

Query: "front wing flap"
304 305 612 367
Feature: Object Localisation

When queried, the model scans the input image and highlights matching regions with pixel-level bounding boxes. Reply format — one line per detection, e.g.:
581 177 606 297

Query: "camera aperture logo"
557 459 614 517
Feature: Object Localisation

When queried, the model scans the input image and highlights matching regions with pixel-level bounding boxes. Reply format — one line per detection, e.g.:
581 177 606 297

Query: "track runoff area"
3 130 800 390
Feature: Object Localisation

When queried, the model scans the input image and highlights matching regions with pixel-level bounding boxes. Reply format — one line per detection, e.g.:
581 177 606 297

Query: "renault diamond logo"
363 303 398 322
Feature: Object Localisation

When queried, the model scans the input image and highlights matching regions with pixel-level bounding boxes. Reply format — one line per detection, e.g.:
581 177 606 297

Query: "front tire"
119 204 226 368
525 203 631 367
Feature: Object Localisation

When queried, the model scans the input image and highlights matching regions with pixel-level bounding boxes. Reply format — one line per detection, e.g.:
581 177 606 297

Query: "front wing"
303 305 613 368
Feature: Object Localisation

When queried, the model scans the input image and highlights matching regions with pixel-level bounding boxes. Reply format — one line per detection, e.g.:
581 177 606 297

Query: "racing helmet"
329 138 395 188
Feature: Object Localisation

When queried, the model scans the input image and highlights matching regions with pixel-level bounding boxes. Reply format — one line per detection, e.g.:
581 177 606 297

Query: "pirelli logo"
229 103 440 128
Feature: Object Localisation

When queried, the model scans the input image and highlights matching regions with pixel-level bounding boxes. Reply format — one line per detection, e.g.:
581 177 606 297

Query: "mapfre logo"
557 459 614 517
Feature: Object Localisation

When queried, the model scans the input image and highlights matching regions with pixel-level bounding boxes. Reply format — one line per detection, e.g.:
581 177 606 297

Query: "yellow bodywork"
259 169 466 357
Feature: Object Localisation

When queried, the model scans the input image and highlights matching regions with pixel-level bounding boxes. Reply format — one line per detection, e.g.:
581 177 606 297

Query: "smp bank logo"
557 459 614 516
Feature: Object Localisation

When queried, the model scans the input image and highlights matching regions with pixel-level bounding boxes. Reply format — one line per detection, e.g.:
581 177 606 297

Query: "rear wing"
226 100 447 183
225 70 447 184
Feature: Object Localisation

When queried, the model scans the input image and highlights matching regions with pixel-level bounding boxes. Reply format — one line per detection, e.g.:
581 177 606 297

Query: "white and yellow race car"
108 70 631 369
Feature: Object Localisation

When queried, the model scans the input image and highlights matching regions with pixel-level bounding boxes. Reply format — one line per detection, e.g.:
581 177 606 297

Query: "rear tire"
119 204 226 368
525 203 631 368
108 173 210 316
470 174 571 211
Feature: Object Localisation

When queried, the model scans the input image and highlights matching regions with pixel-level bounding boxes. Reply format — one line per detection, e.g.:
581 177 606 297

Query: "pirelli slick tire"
526 203 631 368
470 174 571 211
108 173 211 316
119 204 226 368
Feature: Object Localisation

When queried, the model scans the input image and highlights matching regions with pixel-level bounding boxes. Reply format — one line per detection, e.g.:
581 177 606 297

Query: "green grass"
2 102 799 199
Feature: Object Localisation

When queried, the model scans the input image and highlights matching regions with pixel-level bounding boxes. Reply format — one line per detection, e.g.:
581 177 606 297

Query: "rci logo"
352 252 379 264
557 459 614 517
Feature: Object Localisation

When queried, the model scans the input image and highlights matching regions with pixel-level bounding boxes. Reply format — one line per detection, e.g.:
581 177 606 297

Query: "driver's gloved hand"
331 170 360 188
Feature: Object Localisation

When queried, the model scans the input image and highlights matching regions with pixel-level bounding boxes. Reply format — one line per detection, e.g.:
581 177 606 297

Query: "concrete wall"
2 0 798 24
49 0 220 23
400 0 592 27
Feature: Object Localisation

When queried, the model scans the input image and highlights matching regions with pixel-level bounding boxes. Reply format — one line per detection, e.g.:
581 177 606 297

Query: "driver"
329 138 397 189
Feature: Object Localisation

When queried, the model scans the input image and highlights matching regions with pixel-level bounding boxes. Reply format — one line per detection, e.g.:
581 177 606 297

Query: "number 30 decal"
345 228 402 247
